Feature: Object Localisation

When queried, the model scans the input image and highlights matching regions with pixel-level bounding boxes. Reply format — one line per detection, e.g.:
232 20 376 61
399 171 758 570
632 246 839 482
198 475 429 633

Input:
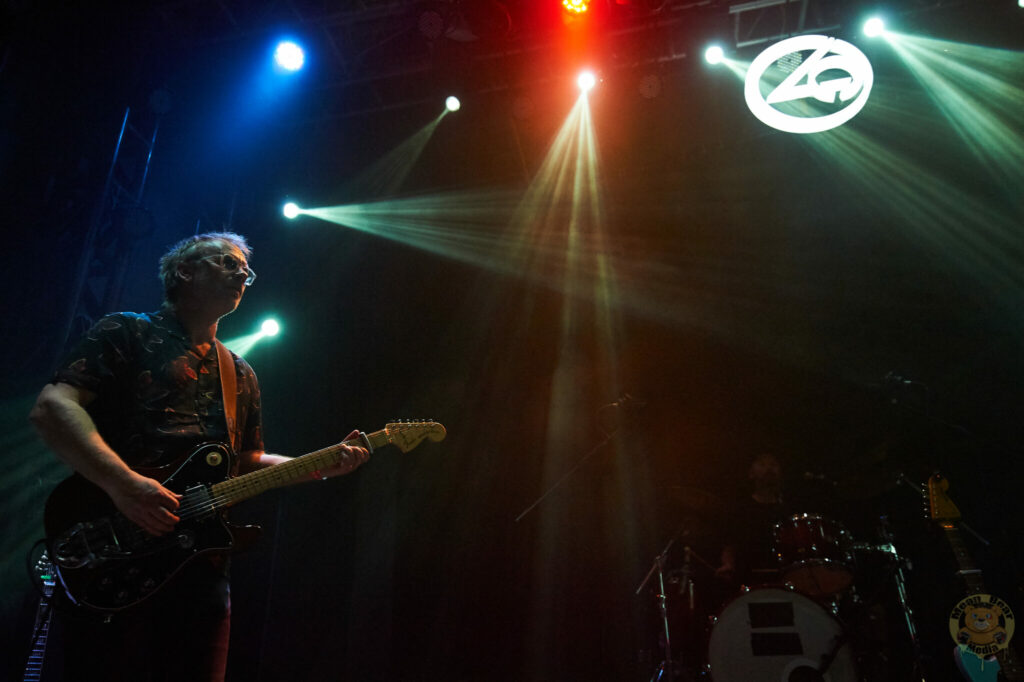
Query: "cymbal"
832 468 905 500
660 486 724 514
814 437 924 500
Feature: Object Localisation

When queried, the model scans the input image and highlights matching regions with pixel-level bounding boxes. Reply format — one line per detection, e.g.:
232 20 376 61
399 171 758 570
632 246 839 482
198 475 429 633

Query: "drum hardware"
637 529 688 682
859 513 928 682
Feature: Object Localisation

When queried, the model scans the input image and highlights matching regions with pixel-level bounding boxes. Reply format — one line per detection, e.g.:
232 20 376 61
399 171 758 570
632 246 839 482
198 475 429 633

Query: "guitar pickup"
183 484 217 520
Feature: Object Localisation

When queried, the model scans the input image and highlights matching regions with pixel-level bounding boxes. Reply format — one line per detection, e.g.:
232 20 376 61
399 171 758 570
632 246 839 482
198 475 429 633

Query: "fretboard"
210 429 390 508
943 524 987 594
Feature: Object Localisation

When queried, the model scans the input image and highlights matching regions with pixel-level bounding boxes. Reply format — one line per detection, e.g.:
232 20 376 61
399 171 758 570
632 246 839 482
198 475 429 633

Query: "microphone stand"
514 395 643 523
514 430 617 523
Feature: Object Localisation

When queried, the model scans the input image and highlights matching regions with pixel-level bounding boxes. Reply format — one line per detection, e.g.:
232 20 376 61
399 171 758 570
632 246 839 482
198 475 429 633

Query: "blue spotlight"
274 41 305 72
283 202 301 219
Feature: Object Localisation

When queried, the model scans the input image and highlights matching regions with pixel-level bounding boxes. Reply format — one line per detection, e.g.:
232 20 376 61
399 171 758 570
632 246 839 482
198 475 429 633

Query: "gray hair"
158 231 252 303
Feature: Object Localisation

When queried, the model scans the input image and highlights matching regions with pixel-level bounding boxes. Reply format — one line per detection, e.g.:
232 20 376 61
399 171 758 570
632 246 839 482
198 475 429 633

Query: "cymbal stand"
877 514 928 682
636 536 679 682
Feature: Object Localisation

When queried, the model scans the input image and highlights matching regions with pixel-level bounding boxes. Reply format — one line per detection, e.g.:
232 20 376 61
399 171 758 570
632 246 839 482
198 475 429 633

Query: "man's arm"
29 382 181 535
237 430 369 478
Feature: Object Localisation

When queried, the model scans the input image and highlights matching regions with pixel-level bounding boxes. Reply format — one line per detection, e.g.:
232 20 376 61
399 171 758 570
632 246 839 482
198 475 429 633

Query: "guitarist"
28 232 369 682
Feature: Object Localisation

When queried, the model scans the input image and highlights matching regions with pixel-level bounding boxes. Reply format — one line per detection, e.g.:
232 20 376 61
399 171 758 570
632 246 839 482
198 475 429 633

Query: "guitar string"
173 423 433 518
170 438 363 517
168 425 420 517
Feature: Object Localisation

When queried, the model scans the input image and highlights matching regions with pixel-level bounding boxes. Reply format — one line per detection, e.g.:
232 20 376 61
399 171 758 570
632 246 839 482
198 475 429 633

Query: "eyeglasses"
202 253 256 286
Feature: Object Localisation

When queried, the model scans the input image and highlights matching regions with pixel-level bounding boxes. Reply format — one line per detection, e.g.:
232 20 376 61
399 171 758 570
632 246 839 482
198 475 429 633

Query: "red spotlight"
563 0 588 14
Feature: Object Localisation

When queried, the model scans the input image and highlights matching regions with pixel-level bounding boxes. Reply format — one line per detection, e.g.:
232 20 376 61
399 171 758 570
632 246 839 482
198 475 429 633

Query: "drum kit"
639 479 927 682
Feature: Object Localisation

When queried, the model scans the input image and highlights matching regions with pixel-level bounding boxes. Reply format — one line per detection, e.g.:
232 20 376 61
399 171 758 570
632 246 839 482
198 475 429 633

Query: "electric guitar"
44 421 446 614
927 473 1024 682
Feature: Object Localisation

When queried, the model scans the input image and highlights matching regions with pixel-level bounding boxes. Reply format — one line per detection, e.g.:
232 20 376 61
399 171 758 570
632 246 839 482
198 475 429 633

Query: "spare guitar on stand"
22 549 56 682
926 473 1024 682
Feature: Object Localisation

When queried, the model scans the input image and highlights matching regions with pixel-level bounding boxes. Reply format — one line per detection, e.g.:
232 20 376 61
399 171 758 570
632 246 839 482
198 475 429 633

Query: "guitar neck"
942 526 1024 680
942 525 988 595
210 429 390 507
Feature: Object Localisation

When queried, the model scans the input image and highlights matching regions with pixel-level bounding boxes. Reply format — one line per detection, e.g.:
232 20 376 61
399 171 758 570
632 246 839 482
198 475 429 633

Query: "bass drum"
707 587 858 682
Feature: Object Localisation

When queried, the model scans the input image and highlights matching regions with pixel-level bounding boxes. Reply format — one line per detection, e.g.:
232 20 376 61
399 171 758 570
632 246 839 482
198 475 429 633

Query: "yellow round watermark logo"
949 594 1015 656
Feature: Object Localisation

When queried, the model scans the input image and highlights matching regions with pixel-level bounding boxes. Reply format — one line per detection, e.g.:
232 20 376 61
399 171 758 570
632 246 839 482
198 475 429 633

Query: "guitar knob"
176 531 196 550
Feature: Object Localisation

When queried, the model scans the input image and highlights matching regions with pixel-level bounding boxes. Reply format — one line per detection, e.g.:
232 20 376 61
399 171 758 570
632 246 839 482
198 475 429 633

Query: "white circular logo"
744 35 874 134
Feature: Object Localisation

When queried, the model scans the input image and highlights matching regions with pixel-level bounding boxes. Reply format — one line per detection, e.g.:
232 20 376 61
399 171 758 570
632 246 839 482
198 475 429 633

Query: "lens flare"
274 41 305 72
863 17 885 38
577 70 597 92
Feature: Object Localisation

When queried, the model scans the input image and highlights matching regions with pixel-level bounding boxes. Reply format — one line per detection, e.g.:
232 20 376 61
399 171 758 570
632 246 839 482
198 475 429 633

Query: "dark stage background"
2 1 1023 680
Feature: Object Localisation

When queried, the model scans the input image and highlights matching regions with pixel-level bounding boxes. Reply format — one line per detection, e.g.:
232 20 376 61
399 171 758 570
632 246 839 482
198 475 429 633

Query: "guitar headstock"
385 421 447 453
927 472 962 524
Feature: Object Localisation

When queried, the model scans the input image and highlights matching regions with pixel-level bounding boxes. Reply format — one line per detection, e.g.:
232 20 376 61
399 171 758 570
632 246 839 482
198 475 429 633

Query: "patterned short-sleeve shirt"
53 309 264 470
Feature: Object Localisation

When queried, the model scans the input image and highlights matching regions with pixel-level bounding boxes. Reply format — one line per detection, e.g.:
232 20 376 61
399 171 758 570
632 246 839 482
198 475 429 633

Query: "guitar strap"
215 339 240 454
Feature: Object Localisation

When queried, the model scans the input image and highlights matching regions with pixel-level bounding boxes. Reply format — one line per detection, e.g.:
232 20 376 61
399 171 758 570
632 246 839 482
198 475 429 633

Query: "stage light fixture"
418 8 447 39
283 202 301 219
274 41 305 72
446 96 462 112
863 17 885 37
704 45 725 65
563 0 588 14
577 70 597 93
261 319 281 337
638 73 662 99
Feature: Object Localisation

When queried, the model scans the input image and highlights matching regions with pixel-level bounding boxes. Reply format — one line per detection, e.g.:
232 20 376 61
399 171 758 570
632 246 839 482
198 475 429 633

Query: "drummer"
714 452 794 589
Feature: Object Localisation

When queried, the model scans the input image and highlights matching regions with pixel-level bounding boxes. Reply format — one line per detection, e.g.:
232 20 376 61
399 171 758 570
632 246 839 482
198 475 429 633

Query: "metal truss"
140 0 976 119
57 108 161 356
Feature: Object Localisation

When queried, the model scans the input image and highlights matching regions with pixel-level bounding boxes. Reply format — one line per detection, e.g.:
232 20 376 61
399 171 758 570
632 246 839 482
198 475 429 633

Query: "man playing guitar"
29 232 370 681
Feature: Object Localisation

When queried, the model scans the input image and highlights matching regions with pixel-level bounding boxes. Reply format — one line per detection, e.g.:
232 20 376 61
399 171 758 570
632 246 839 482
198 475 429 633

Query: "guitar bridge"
52 519 126 569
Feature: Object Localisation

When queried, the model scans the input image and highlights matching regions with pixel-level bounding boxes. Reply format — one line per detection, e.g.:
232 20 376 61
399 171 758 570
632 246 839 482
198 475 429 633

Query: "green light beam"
884 32 1024 191
722 57 751 83
223 331 265 357
342 111 447 198
800 123 1024 298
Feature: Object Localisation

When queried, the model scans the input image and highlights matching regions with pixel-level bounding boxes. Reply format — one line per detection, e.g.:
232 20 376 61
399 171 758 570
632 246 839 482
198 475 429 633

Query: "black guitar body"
44 442 236 613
